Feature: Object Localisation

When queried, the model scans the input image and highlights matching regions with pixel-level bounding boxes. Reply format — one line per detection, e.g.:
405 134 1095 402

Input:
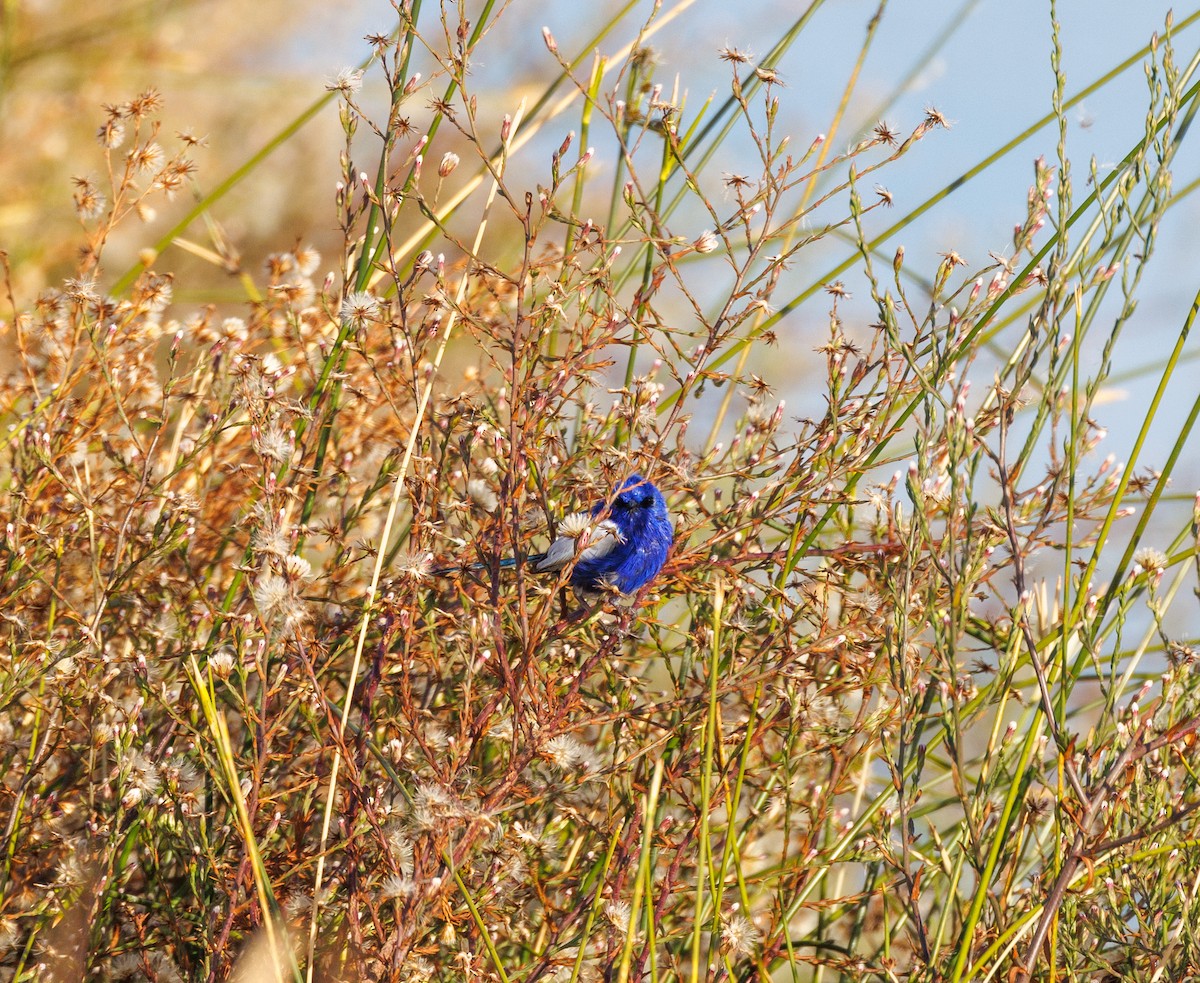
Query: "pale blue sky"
267 1 1200 491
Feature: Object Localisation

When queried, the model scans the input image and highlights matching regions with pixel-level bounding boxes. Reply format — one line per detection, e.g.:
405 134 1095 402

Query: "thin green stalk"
570 822 626 983
688 582 724 983
947 716 1047 982
452 863 513 983
617 756 664 983
1092 288 1200 611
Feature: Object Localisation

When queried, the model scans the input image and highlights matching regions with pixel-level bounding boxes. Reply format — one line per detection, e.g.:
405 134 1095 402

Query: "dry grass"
3 3 1200 981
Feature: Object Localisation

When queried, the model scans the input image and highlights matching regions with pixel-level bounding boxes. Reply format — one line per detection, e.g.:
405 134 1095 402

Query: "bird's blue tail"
431 553 548 577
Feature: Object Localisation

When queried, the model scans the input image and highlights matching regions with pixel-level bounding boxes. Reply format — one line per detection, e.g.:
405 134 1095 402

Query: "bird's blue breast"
572 496 673 594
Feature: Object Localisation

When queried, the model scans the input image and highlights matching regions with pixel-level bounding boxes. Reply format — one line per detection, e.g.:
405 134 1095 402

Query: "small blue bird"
436 474 673 596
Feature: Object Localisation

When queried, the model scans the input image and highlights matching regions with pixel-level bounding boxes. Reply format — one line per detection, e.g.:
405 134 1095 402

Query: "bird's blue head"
604 474 668 530
615 474 662 506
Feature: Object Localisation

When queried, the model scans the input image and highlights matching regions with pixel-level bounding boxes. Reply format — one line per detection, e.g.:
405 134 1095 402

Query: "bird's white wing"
578 519 622 562
535 518 622 572
535 535 576 572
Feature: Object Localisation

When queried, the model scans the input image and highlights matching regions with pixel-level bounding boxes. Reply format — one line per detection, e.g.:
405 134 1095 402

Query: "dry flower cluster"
2 4 1200 982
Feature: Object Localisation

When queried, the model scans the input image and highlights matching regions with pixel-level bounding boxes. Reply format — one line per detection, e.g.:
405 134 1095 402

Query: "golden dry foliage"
3 4 1200 982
